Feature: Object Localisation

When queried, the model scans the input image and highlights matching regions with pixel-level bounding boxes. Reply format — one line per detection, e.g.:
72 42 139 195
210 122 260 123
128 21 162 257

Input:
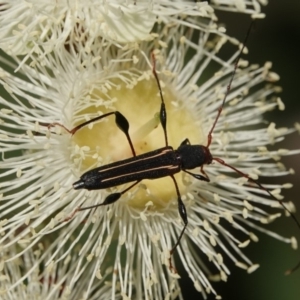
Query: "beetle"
46 22 300 271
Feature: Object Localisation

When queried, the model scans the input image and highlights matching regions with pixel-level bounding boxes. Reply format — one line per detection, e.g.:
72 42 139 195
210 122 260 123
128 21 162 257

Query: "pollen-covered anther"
274 85 283 93
151 272 159 284
249 232 259 242
180 36 186 44
132 55 139 64
29 200 41 206
222 211 234 223
96 269 102 280
145 201 154 207
289 168 295 175
17 238 31 247
34 249 41 258
161 249 170 265
140 212 147 221
186 192 194 201
158 40 168 48
86 253 94 262
145 277 154 289
192 227 199 237
169 279 178 292
207 253 213 262
150 233 160 244
216 253 224 265
0 108 12 114
37 187 45 198
54 212 66 223
266 71 280 82
248 173 258 180
282 183 293 189
48 218 55 229
118 235 126 246
94 246 101 257
235 261 248 270
260 217 268 224
217 26 226 33
264 61 272 70
238 240 250 248
63 286 71 296
26 130 34 139
170 272 181 279
24 215 30 225
220 271 227 282
251 13 266 19
215 36 227 53
213 193 220 203
0 220 8 230
240 44 248 55
212 215 220 224
247 264 260 274
270 188 284 200
238 177 248 186
92 153 98 159
267 122 281 140
53 181 60 192
16 168 22 178
290 237 298 250
203 219 210 231
194 280 202 292
64 255 71 265
209 235 217 246
121 294 130 300
244 200 254 211
242 208 248 219
286 201 296 214
294 122 300 133
46 261 54 273
208 274 221 282
238 58 249 68
229 97 240 106
277 97 285 111
257 146 268 155
277 149 289 156
263 213 282 224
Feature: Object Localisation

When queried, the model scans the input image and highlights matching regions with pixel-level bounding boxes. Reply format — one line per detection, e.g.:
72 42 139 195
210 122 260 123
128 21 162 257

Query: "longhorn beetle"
46 22 300 273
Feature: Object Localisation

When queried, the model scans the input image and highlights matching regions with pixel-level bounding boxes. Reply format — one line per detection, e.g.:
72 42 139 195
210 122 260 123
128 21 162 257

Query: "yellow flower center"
72 77 204 209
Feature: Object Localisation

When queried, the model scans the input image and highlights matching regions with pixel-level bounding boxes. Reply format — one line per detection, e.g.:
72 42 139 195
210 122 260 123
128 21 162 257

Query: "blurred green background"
181 1 300 299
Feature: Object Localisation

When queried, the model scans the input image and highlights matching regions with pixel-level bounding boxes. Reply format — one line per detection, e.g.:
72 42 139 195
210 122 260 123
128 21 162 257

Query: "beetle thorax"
176 144 212 170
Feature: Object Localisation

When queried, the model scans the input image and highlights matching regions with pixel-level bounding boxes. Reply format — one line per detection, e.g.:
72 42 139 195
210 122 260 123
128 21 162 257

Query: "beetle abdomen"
73 146 181 190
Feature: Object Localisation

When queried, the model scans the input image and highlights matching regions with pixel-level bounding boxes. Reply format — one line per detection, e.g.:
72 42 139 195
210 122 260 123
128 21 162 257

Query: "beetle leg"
78 180 142 211
43 111 136 156
151 52 168 147
183 169 210 182
168 175 188 273
180 138 191 146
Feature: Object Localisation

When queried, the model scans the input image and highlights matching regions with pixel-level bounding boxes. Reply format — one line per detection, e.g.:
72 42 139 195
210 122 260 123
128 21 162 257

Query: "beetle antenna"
207 21 254 148
207 21 300 274
151 52 169 147
213 156 300 274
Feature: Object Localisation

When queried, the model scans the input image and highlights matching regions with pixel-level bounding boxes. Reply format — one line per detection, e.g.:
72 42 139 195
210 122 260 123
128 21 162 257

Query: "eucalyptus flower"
0 0 214 58
0 20 297 300
0 0 264 60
